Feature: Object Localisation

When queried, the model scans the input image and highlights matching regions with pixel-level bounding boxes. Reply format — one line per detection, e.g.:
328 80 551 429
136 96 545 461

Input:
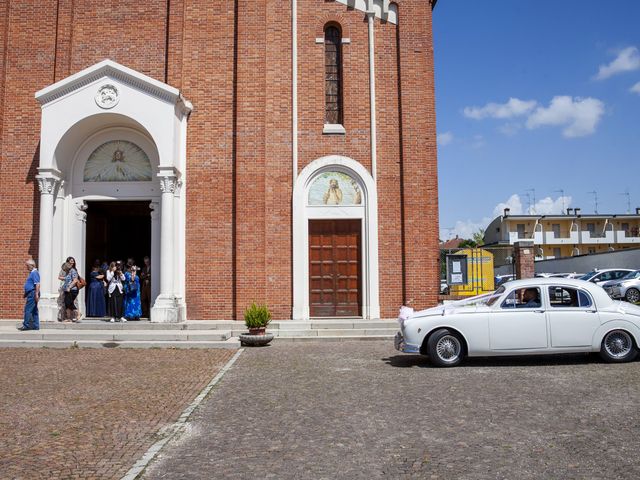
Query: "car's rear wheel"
625 288 640 304
427 329 464 367
600 330 637 363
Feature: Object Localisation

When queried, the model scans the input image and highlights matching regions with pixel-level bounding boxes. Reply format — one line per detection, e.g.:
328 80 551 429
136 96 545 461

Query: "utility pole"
554 189 565 214
620 189 631 214
525 188 536 214
522 192 532 214
588 190 599 214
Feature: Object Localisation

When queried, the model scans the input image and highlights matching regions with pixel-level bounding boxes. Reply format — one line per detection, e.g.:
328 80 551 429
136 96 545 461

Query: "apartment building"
484 207 640 265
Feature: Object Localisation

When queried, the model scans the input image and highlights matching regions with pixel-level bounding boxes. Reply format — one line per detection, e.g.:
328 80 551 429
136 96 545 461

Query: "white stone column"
366 3 377 181
72 200 88 317
36 172 62 322
151 169 180 322
150 201 161 309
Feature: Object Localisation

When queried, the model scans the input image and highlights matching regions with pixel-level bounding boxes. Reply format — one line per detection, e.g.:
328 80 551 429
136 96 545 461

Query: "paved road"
0 348 235 480
144 342 640 480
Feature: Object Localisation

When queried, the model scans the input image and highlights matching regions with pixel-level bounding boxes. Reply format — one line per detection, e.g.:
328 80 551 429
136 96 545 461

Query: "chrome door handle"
534 310 545 313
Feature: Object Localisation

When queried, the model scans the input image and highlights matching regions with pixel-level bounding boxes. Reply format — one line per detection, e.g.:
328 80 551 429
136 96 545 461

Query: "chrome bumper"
394 332 420 353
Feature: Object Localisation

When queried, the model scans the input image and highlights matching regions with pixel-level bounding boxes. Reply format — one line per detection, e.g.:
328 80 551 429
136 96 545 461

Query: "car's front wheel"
625 288 640 304
600 330 637 363
426 329 464 367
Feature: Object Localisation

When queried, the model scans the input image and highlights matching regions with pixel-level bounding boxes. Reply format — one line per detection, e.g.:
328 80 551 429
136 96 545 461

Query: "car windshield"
449 286 506 308
621 270 640 280
579 271 597 281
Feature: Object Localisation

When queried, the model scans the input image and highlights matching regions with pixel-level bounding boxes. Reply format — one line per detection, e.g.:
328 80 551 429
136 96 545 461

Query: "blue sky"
433 0 640 240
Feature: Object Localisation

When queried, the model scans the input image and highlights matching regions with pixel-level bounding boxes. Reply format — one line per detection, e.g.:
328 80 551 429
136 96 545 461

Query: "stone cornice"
334 0 398 24
35 59 185 107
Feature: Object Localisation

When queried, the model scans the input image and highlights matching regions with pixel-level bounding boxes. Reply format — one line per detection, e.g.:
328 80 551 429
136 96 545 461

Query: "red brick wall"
68 0 168 81
0 0 439 319
0 1 57 316
397 1 440 310
181 1 236 319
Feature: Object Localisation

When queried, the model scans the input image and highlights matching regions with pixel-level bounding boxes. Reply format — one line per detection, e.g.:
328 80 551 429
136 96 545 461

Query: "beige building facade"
484 209 640 265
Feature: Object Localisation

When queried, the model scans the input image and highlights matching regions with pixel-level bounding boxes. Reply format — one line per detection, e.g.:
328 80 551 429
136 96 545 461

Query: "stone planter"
239 332 274 347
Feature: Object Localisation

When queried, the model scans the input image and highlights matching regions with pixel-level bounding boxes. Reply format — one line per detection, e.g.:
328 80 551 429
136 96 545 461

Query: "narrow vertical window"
325 25 343 125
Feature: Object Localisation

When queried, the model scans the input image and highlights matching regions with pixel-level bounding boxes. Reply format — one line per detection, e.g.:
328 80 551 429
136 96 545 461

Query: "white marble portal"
35 60 192 322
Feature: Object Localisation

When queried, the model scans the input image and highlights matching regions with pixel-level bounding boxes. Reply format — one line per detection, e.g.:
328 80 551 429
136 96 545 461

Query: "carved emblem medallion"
95 84 120 109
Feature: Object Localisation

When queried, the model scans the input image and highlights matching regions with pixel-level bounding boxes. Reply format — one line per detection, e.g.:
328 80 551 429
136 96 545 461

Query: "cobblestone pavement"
0 348 236 480
144 342 640 480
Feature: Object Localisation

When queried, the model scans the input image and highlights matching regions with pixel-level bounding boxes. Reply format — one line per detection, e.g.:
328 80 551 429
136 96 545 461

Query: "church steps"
0 319 399 347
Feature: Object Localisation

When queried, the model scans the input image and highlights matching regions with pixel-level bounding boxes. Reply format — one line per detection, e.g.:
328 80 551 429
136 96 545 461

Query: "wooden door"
309 219 361 317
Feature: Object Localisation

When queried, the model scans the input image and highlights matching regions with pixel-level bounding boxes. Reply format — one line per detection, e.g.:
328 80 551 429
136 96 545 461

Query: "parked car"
538 272 584 279
395 278 640 367
579 269 634 286
602 270 640 303
494 274 515 287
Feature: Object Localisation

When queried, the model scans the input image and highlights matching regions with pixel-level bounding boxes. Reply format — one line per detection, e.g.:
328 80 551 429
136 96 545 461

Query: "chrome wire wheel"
435 335 462 363
603 331 633 359
625 288 640 304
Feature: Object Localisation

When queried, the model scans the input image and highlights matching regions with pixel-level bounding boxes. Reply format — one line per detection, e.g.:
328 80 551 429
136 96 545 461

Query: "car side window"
501 287 542 309
613 271 627 279
548 287 593 308
577 290 593 308
598 272 611 281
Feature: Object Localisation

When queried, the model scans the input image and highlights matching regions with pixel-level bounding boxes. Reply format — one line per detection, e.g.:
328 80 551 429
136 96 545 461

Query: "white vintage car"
395 278 640 367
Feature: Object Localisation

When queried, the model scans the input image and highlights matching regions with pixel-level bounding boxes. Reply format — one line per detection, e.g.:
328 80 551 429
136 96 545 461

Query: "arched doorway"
35 60 191 322
292 156 380 320
56 124 162 318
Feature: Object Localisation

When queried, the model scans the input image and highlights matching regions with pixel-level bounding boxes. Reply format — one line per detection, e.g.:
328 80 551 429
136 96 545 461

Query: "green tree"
472 228 485 247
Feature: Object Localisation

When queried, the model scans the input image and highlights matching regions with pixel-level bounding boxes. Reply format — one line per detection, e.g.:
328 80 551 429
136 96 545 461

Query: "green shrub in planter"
244 303 272 329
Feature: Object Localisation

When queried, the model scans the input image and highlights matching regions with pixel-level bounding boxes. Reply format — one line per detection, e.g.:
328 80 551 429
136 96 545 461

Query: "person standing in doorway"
106 261 126 322
86 260 106 317
124 265 142 321
66 256 80 314
19 259 40 331
64 260 81 323
57 261 71 322
140 256 151 318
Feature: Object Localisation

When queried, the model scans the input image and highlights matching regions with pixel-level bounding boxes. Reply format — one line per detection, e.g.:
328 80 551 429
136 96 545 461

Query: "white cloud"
530 196 573 215
493 194 524 216
464 97 537 120
437 131 454 146
498 122 521 136
525 96 605 138
595 46 640 80
443 194 572 240
443 217 492 241
630 81 640 94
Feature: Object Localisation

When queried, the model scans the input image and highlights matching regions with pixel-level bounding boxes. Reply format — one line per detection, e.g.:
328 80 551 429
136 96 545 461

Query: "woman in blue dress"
86 260 106 317
123 265 142 320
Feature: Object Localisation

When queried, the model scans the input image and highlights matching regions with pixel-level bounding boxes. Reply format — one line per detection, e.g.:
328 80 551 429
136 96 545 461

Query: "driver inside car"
520 288 541 308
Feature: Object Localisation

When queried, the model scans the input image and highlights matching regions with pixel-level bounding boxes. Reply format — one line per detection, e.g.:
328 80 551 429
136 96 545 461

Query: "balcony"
543 231 579 245
580 230 614 244
615 230 640 243
508 231 535 243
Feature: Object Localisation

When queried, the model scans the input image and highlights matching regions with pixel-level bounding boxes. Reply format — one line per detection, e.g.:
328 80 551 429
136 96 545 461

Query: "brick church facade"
0 0 439 322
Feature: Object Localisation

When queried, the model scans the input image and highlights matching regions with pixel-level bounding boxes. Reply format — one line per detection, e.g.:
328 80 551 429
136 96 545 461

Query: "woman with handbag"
63 261 81 323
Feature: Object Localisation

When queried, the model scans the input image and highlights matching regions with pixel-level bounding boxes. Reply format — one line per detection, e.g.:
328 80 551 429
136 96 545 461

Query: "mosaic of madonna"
83 140 153 182
308 171 363 206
